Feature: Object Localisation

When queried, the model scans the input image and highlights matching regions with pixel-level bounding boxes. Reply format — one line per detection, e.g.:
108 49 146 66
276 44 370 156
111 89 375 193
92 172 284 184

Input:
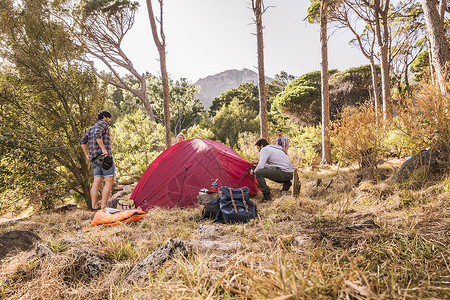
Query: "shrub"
289 125 322 166
393 83 450 151
235 132 260 161
111 110 165 177
332 102 387 172
185 125 215 140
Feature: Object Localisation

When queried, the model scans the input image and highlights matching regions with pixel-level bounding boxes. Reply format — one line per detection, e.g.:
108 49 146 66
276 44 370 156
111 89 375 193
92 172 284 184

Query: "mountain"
195 68 273 109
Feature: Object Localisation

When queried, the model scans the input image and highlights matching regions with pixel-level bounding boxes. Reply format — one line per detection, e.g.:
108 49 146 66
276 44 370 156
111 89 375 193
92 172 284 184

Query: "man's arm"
96 138 108 156
254 148 270 172
80 143 89 160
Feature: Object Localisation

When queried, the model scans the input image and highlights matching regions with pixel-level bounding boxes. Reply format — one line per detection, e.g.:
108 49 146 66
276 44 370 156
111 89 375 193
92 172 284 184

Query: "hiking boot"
281 181 292 191
261 192 272 202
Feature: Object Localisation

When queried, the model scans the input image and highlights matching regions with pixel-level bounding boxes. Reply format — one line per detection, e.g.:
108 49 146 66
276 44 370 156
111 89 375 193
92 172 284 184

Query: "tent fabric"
91 208 146 226
131 139 258 210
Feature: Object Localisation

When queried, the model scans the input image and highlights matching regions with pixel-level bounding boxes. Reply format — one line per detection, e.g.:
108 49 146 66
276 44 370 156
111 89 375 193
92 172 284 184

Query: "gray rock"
126 238 189 284
187 240 241 253
35 244 55 259
192 224 223 239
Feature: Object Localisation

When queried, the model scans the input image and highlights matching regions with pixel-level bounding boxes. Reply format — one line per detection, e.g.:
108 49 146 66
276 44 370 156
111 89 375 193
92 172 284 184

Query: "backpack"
201 196 221 219
214 186 257 224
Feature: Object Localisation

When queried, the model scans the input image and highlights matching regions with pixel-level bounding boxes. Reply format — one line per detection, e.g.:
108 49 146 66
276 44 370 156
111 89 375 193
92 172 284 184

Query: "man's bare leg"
101 176 115 209
91 176 103 209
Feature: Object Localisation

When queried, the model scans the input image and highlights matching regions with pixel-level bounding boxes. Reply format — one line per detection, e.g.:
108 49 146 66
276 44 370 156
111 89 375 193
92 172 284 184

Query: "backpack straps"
228 187 237 213
239 188 249 214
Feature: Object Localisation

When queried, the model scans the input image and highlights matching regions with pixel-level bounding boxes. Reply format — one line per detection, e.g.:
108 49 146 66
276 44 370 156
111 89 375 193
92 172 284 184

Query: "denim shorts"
91 156 115 178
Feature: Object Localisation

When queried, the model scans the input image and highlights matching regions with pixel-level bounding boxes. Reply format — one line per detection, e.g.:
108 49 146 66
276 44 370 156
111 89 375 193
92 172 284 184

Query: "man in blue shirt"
250 138 294 201
80 111 115 211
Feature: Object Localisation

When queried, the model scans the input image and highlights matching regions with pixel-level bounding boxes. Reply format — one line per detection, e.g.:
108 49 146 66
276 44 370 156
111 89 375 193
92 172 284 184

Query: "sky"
120 0 369 83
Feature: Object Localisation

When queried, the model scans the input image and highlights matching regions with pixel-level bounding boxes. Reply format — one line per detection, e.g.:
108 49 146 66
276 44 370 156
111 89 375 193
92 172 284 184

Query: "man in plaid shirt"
80 111 115 211
276 129 289 154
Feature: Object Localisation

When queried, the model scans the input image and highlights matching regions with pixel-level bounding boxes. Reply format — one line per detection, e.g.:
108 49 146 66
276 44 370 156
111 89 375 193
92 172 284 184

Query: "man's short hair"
98 111 112 120
255 138 269 147
277 129 283 133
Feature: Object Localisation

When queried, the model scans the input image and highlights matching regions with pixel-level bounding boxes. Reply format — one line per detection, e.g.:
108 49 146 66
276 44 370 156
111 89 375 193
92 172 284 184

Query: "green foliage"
111 110 165 176
290 126 323 166
382 129 421 158
0 0 106 210
235 132 260 161
410 51 430 82
80 0 139 17
209 99 260 148
272 76 321 125
185 125 215 140
209 82 260 117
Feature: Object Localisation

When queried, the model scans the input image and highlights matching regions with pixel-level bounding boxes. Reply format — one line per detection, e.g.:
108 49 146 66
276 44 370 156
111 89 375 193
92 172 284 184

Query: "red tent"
131 139 258 210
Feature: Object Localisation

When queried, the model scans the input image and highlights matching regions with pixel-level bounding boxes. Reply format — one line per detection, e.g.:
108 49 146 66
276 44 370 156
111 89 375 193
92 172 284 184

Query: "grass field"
1 159 449 299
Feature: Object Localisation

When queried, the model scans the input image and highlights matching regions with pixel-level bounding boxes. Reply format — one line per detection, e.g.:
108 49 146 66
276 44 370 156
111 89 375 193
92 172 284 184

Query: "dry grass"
0 160 449 299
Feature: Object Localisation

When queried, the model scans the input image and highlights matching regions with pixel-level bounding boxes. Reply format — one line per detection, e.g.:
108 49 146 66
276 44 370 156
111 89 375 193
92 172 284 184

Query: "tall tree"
371 0 392 119
422 0 449 95
320 0 332 164
308 0 332 163
390 1 426 97
252 0 269 140
0 0 106 207
58 0 157 121
332 1 381 112
146 0 172 148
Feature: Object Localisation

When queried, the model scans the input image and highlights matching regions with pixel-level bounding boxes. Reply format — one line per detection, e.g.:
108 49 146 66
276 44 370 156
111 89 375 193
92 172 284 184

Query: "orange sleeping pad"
91 208 146 226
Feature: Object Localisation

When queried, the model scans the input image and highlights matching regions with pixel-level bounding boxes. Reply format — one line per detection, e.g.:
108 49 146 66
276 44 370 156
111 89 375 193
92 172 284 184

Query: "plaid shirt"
80 120 112 160
276 135 289 151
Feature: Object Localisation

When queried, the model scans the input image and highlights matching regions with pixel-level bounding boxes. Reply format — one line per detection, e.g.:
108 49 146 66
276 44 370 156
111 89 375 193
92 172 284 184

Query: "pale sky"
121 0 368 83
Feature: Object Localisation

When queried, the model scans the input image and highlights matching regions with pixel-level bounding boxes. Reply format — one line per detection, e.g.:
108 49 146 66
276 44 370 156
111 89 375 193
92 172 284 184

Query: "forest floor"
0 159 449 299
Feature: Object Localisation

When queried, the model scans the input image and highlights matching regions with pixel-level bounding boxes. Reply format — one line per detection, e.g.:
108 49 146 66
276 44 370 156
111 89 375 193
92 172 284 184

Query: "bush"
184 125 215 140
289 125 322 166
111 110 165 177
393 83 450 151
332 102 387 172
235 132 260 161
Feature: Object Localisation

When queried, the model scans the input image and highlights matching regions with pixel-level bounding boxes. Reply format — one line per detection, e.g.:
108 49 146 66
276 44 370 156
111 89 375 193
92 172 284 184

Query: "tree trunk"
374 0 392 120
159 49 172 149
146 0 172 148
422 0 449 95
253 0 268 140
320 0 331 164
369 56 381 115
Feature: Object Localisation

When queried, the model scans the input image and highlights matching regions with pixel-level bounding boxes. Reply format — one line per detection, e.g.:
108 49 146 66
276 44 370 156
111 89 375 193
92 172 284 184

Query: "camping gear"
91 208 146 226
131 139 258 210
102 156 113 170
117 199 135 209
209 179 219 192
214 186 257 224
201 196 221 219
197 191 221 205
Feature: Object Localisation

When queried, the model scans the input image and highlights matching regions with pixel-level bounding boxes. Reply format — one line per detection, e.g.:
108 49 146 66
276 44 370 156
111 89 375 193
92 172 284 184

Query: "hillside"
0 159 449 299
195 68 274 109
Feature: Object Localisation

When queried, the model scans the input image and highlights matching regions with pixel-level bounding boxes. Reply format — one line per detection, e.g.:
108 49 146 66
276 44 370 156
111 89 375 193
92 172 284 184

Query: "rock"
126 239 189 284
187 240 241 253
0 230 41 260
53 204 78 213
106 198 119 208
35 244 55 259
192 225 223 239
292 236 309 249
79 250 111 277
390 146 449 182
345 219 380 230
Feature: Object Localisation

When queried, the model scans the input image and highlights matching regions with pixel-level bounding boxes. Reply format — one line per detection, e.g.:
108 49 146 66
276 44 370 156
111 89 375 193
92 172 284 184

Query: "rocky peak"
195 68 273 109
